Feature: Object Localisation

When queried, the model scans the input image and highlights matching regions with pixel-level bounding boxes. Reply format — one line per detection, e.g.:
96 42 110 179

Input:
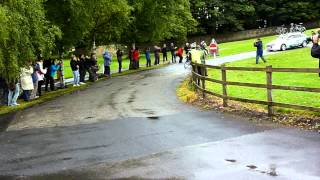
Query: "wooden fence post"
192 63 196 86
201 65 206 98
266 65 273 116
221 64 228 107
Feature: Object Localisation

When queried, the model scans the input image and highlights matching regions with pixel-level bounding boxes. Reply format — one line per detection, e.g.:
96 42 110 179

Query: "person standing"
79 54 86 84
128 47 134 70
20 65 34 101
44 58 52 92
89 54 99 81
145 48 151 67
177 47 184 63
30 63 39 100
7 79 20 106
116 49 123 73
35 59 47 97
162 44 167 62
154 46 160 65
133 48 140 69
70 55 80 86
311 30 320 77
254 38 266 64
0 77 8 105
170 43 176 63
49 59 61 90
103 49 112 77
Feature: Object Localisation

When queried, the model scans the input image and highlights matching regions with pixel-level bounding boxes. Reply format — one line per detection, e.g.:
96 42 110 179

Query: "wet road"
0 64 320 179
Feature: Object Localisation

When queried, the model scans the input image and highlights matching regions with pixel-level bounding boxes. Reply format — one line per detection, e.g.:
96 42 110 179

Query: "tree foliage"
0 0 61 82
122 0 197 44
190 0 320 34
45 0 130 50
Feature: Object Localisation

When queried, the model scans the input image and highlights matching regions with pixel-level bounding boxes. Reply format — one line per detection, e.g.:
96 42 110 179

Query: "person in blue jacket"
145 48 151 67
254 38 266 64
48 59 60 91
103 49 112 77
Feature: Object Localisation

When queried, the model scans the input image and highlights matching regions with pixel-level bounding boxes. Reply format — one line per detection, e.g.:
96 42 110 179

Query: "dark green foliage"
190 0 320 34
0 0 61 83
122 0 197 44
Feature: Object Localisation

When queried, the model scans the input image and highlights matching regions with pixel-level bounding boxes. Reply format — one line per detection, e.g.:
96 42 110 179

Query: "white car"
266 33 308 51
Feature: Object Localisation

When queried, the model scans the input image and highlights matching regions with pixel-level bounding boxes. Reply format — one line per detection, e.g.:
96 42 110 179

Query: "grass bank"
177 77 320 131
205 48 320 114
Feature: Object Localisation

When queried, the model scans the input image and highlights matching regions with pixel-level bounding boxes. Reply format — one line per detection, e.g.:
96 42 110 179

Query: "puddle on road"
62 157 72 161
268 164 278 176
225 159 237 163
246 165 257 169
85 116 95 119
147 116 160 120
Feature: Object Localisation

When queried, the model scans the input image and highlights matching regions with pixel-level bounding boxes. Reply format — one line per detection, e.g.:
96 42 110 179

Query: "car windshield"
278 35 288 39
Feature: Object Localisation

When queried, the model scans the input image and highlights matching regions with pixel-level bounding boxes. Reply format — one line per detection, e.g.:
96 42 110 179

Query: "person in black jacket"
43 58 52 91
70 55 80 86
170 43 176 63
0 77 8 105
79 54 86 84
162 44 168 62
254 38 266 64
116 49 123 73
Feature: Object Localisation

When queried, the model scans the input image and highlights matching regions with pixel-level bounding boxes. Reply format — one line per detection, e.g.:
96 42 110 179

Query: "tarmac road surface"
0 64 319 180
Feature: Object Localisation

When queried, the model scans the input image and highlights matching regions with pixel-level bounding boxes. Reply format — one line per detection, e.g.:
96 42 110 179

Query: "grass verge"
177 77 320 131
207 48 320 112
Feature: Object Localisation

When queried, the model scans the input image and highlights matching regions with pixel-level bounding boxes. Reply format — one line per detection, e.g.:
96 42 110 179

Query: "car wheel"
281 44 287 51
302 41 307 47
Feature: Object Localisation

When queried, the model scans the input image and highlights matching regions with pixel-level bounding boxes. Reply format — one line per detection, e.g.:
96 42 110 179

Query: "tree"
122 0 197 45
190 0 320 34
253 0 320 27
190 0 255 34
0 0 61 83
45 0 130 51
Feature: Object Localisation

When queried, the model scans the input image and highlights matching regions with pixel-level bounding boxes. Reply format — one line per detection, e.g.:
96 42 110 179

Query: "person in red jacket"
177 47 184 63
133 48 140 69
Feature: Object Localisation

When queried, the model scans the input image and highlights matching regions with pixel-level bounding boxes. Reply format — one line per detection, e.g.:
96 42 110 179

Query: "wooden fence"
191 63 320 116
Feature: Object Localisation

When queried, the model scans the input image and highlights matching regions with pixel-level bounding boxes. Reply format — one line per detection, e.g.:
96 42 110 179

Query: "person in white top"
20 65 34 101
35 59 47 96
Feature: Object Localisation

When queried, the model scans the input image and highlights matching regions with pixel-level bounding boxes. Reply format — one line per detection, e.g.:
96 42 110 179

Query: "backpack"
311 45 320 59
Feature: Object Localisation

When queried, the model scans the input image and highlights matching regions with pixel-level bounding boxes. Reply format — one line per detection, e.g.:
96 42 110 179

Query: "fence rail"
191 63 320 116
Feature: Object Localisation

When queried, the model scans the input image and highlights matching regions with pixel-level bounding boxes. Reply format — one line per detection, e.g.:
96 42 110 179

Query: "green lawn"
216 28 317 57
205 48 320 113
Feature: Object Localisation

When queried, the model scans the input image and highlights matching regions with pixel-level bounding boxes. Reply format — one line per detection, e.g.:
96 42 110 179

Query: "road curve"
0 64 319 179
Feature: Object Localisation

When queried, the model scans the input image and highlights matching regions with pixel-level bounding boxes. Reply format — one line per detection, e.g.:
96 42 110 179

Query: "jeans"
256 51 266 64
45 75 55 91
171 52 176 63
38 80 44 96
8 83 20 106
163 53 167 62
30 80 38 99
146 59 151 67
154 56 160 65
73 70 80 85
118 59 122 73
79 69 86 83
23 90 30 101
104 66 111 76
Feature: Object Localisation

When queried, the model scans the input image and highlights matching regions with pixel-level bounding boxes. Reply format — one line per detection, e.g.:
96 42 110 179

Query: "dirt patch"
177 78 320 132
